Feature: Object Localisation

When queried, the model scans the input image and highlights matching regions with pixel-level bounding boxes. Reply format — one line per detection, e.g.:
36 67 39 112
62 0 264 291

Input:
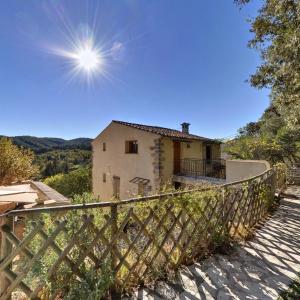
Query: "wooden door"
173 141 181 174
205 145 212 176
113 176 120 199
205 145 212 161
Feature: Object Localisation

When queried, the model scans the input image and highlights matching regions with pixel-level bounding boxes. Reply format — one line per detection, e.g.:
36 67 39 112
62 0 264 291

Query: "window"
125 140 138 154
103 142 106 151
103 173 106 183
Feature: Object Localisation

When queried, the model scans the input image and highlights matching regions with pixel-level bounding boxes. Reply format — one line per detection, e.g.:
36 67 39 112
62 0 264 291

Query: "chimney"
181 122 190 134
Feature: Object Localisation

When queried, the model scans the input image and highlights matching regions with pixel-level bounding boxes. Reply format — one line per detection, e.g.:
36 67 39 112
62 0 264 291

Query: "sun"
75 46 101 72
73 41 102 73
48 33 108 85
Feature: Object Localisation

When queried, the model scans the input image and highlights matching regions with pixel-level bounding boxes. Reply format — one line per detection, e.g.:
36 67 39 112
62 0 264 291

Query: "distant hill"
1 135 92 153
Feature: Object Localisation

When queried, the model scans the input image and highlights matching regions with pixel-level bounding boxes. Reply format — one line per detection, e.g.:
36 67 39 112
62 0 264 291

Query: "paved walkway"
130 186 300 300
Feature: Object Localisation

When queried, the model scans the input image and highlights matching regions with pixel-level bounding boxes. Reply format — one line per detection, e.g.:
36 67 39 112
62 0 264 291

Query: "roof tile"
113 120 220 143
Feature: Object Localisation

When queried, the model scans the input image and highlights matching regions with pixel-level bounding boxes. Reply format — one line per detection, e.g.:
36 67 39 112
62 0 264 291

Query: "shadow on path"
129 186 300 300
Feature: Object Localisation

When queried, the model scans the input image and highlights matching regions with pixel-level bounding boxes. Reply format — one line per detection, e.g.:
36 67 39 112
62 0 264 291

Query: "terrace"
173 158 226 185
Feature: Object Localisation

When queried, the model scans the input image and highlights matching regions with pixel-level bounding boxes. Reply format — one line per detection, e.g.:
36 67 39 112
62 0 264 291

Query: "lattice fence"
0 168 282 299
290 163 300 185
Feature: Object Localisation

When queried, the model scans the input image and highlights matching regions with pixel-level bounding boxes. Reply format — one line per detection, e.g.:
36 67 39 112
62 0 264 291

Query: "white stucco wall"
181 141 203 159
226 160 270 183
92 122 160 200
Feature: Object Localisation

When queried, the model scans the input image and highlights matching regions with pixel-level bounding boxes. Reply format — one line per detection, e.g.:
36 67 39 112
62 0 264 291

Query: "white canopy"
0 184 38 204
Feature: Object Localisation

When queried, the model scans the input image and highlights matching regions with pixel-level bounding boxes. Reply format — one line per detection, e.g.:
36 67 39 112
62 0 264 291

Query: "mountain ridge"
1 135 92 153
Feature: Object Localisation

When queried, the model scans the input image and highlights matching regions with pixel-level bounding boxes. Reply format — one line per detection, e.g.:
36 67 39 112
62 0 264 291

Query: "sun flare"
50 36 106 85
74 42 102 73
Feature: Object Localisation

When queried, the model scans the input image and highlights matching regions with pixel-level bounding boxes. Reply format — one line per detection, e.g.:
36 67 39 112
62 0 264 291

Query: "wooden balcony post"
0 216 13 300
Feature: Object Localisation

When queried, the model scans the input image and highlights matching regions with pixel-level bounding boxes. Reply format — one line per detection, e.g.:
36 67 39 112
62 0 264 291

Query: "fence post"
110 203 120 299
0 216 13 300
272 169 277 196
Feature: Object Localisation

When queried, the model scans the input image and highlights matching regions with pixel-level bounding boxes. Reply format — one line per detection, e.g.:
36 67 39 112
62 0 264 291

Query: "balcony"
174 159 226 180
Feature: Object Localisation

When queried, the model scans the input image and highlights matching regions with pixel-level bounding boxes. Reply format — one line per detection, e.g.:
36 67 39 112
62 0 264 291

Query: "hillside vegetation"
36 149 91 179
1 135 92 183
1 135 92 153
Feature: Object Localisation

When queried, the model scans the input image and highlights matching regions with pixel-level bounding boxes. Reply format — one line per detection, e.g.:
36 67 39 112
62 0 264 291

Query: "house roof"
0 184 38 204
0 181 70 213
113 120 220 143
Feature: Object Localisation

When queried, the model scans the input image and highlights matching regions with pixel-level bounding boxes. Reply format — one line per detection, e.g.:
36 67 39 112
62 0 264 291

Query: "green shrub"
65 266 113 300
44 167 91 197
24 198 112 298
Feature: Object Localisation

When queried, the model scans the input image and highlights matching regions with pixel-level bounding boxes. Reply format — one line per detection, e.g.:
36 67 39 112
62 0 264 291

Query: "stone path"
129 185 300 300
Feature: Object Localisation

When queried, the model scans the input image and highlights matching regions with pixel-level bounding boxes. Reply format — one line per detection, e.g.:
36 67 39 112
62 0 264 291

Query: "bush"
65 267 113 300
44 167 91 197
24 193 112 299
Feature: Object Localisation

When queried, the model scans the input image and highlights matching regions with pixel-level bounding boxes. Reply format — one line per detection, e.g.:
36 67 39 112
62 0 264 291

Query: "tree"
236 0 300 130
238 121 261 137
44 167 91 198
0 137 38 185
35 149 91 179
225 105 299 164
227 1 300 164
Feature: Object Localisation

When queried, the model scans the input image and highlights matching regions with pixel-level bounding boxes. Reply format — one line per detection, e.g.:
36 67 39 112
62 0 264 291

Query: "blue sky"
0 0 269 139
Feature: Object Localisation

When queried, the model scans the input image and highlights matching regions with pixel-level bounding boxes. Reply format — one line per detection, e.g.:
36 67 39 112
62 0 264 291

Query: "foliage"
2 135 92 153
235 0 300 129
24 193 111 299
225 105 299 165
0 137 38 185
35 149 91 179
1 135 92 180
44 167 91 197
279 274 300 300
65 266 113 300
228 0 300 164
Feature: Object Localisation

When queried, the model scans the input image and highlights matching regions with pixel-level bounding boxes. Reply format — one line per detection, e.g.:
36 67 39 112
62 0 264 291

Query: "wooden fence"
0 168 284 299
290 163 300 185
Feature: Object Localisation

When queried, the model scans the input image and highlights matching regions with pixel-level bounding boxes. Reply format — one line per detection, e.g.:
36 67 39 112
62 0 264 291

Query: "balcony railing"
174 159 226 179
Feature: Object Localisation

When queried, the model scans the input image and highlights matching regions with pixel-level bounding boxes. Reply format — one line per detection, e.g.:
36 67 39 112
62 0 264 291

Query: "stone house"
92 120 224 200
